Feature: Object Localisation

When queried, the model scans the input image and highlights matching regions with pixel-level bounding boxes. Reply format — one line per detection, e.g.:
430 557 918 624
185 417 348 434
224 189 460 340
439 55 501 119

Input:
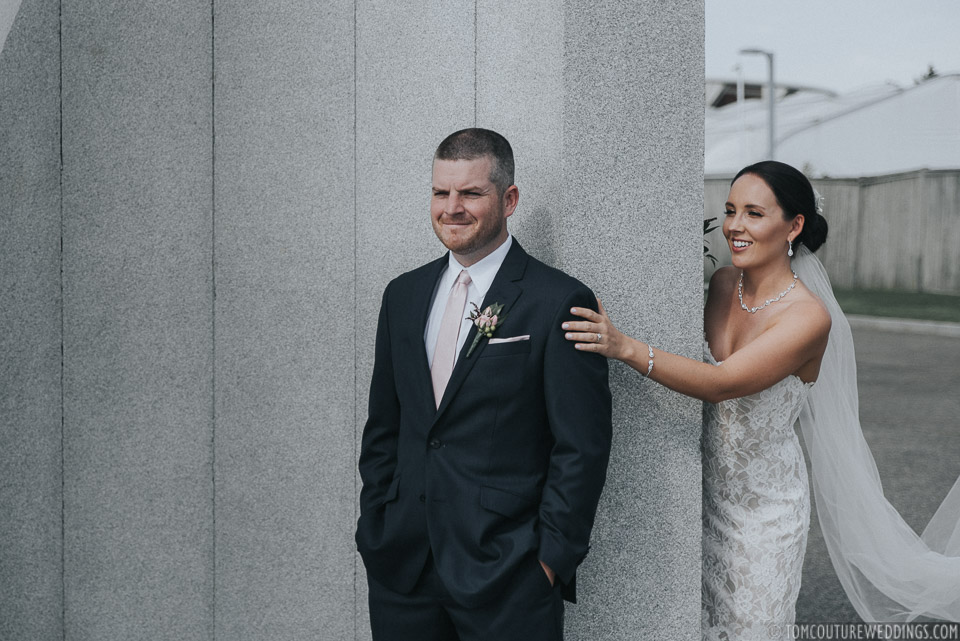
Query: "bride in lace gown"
564 160 960 636
566 161 831 638
701 342 813 639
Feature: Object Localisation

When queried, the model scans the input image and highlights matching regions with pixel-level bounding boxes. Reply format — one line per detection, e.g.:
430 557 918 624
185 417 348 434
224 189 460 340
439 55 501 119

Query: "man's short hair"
434 128 515 195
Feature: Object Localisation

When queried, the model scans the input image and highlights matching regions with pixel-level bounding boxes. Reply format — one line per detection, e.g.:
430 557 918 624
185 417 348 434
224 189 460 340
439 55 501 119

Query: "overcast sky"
706 0 960 93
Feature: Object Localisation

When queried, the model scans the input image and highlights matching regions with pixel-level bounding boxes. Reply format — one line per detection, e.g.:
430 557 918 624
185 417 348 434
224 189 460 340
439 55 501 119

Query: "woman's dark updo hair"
733 160 828 253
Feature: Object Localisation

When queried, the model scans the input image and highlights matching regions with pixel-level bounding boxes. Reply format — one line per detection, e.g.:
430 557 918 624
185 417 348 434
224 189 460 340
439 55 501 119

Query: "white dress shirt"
424 235 513 369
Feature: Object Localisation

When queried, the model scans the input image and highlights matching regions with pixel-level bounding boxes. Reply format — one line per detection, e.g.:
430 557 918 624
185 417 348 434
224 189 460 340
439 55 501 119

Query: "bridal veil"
793 244 960 622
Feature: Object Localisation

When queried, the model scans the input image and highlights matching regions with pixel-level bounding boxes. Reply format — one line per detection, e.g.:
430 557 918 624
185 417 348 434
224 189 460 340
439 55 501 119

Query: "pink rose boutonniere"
465 302 506 357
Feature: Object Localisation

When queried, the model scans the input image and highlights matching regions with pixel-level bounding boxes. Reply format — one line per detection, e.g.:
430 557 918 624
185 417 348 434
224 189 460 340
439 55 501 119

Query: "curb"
846 315 960 338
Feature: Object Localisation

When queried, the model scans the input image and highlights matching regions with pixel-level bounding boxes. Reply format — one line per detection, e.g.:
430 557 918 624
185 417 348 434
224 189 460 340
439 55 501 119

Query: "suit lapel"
433 241 529 421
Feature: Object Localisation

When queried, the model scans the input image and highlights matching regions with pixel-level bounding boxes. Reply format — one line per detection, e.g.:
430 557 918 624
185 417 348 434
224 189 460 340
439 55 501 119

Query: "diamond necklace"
738 270 798 313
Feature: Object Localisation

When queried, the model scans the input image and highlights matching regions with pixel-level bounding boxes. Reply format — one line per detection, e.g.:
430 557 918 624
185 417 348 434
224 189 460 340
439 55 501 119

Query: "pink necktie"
431 270 471 407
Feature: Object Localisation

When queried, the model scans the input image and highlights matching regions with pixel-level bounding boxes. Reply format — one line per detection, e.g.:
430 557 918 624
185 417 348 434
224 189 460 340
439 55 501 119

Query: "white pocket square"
488 335 530 344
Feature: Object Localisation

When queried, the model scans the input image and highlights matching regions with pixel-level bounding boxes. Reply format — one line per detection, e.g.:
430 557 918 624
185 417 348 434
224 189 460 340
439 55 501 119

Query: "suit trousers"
367 552 564 641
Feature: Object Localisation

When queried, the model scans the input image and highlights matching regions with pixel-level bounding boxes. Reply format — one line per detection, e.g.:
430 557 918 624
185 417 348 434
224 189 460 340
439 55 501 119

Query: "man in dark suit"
356 128 612 641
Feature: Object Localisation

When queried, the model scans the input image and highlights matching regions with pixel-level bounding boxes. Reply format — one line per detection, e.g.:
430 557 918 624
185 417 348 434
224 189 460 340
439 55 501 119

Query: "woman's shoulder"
708 266 740 289
779 285 832 337
794 282 831 320
705 267 739 310
706 266 739 300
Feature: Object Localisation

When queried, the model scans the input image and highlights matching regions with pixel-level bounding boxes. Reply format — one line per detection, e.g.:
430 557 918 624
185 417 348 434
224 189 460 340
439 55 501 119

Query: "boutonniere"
465 302 506 357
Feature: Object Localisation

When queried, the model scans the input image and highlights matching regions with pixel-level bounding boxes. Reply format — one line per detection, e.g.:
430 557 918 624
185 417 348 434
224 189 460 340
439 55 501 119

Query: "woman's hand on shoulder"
562 298 633 362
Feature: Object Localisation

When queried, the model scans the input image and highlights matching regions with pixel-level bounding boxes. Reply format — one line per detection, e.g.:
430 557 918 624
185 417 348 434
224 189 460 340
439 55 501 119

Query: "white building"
706 73 960 178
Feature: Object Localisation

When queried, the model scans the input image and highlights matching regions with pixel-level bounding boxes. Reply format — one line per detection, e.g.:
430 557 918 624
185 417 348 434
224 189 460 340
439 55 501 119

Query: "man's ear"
503 184 519 218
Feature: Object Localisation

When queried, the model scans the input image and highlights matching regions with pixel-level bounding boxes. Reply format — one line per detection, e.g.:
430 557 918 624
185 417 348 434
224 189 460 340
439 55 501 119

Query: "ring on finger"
596 333 602 342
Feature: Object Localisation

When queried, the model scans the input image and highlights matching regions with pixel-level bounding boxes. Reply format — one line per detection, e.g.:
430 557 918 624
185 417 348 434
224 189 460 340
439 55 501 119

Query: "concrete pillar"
0 0 62 637
213 1 356 638
60 0 214 637
0 1 702 639
477 3 704 638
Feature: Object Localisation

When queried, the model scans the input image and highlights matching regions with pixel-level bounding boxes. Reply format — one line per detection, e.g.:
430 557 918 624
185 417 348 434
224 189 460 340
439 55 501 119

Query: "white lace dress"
702 343 813 641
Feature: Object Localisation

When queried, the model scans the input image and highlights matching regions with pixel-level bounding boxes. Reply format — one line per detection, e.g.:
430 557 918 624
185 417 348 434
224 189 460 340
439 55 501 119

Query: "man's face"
431 156 518 267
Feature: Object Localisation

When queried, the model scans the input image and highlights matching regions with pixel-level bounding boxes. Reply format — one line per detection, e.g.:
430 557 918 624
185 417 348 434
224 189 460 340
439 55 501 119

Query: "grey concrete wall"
60 0 214 637
213 1 356 639
354 2 478 634
557 5 704 638
1 1 703 639
0 0 62 638
474 3 704 638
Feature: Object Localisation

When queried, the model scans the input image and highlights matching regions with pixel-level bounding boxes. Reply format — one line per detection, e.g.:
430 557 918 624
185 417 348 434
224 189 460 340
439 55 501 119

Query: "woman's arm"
562 296 830 403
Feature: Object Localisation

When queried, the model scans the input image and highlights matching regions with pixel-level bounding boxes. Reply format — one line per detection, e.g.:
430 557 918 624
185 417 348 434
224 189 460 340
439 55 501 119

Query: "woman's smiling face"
723 173 803 269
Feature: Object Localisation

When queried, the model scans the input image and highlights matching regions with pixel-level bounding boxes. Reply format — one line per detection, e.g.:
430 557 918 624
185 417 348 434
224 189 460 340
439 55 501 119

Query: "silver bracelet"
645 344 654 377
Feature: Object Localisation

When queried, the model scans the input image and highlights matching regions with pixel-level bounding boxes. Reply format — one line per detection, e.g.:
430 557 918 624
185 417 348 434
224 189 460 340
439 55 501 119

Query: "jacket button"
419 494 426 502
429 439 442 449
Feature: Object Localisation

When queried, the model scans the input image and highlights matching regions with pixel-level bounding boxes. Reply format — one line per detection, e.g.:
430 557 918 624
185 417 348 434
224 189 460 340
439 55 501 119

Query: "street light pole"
735 63 745 164
740 48 775 160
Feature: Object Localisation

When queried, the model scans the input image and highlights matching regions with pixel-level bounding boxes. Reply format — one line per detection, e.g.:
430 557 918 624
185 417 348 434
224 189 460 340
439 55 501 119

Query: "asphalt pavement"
795 321 960 622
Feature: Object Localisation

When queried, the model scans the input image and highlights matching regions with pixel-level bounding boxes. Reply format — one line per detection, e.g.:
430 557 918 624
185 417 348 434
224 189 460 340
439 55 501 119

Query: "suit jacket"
356 239 612 607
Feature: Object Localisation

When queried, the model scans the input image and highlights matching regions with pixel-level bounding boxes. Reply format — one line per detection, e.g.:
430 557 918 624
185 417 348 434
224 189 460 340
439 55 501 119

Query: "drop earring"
788 239 794 257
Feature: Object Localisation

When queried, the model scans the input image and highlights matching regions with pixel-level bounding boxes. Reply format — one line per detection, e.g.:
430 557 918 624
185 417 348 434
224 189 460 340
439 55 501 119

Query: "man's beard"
435 214 505 256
